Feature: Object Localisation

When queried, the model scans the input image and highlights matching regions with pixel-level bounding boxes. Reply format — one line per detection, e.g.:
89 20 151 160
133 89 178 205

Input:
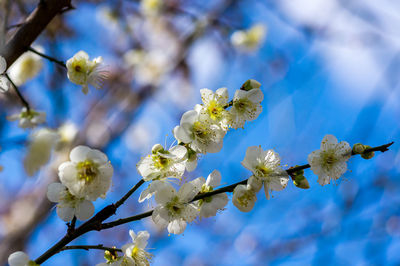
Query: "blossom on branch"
66 51 108 94
136 144 187 181
199 87 231 130
58 145 113 201
241 146 289 200
232 184 257 212
97 230 153 266
7 107 46 129
152 182 200 234
173 104 226 154
192 170 228 218
229 86 264 129
47 182 95 221
307 134 352 186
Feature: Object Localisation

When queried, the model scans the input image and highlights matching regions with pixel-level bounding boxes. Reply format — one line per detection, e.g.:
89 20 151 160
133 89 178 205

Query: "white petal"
185 157 197 172
56 205 75 221
191 177 205 191
129 230 137 242
206 170 222 187
173 125 192 144
320 135 338 150
178 182 199 202
167 219 187 234
47 183 65 202
264 182 270 200
135 231 150 249
87 149 108 164
75 200 95 221
152 206 170 228
247 176 262 192
70 145 91 162
154 184 176 204
0 76 10 93
169 145 187 159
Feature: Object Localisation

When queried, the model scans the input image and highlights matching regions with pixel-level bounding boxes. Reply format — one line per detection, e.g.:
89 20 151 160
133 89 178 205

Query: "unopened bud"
293 174 310 189
361 145 375 159
240 79 261 91
352 143 366 154
151 144 164 154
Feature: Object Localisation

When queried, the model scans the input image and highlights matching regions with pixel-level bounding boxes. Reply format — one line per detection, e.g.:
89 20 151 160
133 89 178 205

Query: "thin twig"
5 73 30 111
59 245 122 254
27 46 66 68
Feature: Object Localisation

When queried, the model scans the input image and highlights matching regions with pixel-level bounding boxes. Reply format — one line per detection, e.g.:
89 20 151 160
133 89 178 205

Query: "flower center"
199 184 214 205
234 99 249 113
255 165 272 178
152 154 170 169
207 100 224 120
192 121 209 139
77 160 98 183
321 151 338 169
166 196 183 216
20 110 39 120
237 192 254 207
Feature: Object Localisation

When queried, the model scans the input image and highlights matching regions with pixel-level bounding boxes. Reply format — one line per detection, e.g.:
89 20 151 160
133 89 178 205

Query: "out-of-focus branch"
0 0 72 69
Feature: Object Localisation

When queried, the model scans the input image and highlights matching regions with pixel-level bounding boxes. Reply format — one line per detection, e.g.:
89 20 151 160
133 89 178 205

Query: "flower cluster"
97 230 153 266
135 81 264 234
66 51 108 94
47 145 113 221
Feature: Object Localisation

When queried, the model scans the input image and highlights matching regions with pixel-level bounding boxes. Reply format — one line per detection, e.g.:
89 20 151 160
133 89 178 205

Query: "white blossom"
232 184 257 212
7 107 46 129
58 145 113 201
173 105 226 154
229 88 263 129
231 23 267 52
8 251 38 266
24 128 60 176
47 182 94 221
8 46 43 86
192 170 228 218
137 144 187 181
55 122 79 150
152 182 200 234
307 134 352 186
0 55 10 93
241 146 289 200
97 230 153 266
139 179 168 202
199 88 231 130
66 51 108 94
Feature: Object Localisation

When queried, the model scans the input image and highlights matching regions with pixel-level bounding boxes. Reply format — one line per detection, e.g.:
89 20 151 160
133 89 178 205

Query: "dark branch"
27 46 66 68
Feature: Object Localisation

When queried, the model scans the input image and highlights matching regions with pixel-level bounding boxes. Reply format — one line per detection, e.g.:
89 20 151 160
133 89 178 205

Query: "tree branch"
0 0 72 69
5 73 30 111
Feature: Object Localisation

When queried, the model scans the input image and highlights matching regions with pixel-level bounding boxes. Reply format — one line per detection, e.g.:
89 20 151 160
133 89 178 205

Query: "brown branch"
59 245 122 254
0 0 72 69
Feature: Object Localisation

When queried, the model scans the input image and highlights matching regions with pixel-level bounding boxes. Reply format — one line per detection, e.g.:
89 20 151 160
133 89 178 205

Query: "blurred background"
0 0 399 265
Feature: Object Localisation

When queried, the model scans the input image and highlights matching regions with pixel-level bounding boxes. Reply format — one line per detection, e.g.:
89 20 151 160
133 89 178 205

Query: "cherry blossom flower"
199 87 231 130
241 146 289 199
229 87 263 129
307 134 351 186
192 170 228 218
58 145 113 201
66 51 108 94
7 107 46 129
232 184 257 212
136 144 187 181
47 182 94 221
173 104 226 154
152 182 200 234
